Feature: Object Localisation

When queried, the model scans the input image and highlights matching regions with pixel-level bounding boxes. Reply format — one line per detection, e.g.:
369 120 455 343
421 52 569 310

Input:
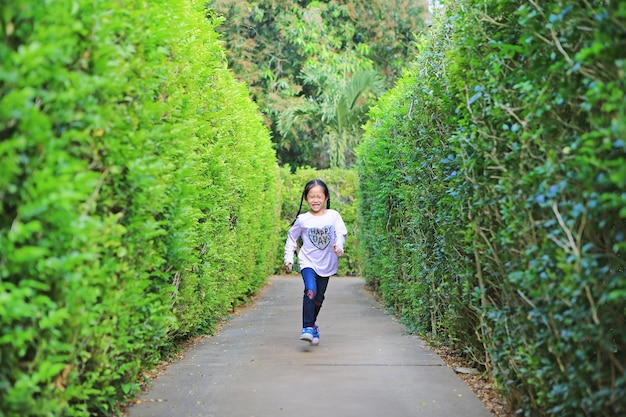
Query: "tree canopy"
206 0 430 168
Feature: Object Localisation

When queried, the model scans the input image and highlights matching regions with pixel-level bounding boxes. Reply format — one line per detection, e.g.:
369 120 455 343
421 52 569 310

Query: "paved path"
127 276 491 417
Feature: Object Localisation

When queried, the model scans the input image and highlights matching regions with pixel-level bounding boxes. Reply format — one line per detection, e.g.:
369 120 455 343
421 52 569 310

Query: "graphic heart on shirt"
308 226 334 250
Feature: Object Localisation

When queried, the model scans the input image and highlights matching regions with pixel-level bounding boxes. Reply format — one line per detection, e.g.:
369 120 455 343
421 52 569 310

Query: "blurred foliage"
278 66 386 168
205 0 429 169
358 1 625 416
0 1 280 415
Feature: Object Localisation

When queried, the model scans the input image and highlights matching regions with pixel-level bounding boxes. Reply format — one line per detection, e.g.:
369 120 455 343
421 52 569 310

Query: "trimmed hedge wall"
0 1 279 416
358 1 625 416
276 167 361 276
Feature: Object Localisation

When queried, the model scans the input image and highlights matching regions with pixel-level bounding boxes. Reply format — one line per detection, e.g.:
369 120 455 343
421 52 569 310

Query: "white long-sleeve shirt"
284 209 347 277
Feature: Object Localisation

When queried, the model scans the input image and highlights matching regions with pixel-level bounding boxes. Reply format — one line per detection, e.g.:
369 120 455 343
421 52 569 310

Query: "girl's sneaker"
300 327 314 342
311 325 320 346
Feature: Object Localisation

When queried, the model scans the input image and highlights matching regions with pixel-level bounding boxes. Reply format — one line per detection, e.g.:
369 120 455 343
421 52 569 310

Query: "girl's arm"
284 221 301 266
333 213 348 256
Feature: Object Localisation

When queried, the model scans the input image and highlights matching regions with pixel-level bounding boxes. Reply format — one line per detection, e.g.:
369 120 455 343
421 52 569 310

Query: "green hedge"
358 1 625 416
0 1 279 416
276 167 361 276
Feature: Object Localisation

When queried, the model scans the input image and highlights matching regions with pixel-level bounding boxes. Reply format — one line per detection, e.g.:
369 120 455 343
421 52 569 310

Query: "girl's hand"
334 245 344 257
285 262 293 273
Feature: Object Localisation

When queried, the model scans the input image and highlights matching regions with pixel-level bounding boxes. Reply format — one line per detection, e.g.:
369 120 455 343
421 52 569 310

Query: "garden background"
1 1 624 416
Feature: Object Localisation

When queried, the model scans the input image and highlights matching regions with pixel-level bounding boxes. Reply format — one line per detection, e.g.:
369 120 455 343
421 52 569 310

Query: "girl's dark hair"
291 179 331 225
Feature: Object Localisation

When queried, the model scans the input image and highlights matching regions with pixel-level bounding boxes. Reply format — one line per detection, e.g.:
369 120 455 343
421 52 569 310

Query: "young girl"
284 179 347 345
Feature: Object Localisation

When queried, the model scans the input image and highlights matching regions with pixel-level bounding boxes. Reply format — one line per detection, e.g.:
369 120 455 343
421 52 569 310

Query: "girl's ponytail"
291 194 305 226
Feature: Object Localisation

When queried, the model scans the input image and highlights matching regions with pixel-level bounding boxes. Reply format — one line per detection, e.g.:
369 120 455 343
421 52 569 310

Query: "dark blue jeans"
301 267 329 328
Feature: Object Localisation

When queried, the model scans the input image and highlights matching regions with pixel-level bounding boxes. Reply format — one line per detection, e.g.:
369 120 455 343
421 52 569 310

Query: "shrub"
0 1 279 415
358 1 626 416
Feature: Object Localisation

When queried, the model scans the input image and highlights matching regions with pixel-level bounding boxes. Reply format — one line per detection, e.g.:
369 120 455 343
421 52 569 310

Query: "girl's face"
305 184 328 215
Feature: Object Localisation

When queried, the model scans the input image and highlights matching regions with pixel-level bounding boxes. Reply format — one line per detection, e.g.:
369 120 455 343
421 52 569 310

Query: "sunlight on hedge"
0 1 280 415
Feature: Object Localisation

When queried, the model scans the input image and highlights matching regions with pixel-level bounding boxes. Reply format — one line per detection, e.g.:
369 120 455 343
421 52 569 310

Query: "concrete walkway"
127 276 492 417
